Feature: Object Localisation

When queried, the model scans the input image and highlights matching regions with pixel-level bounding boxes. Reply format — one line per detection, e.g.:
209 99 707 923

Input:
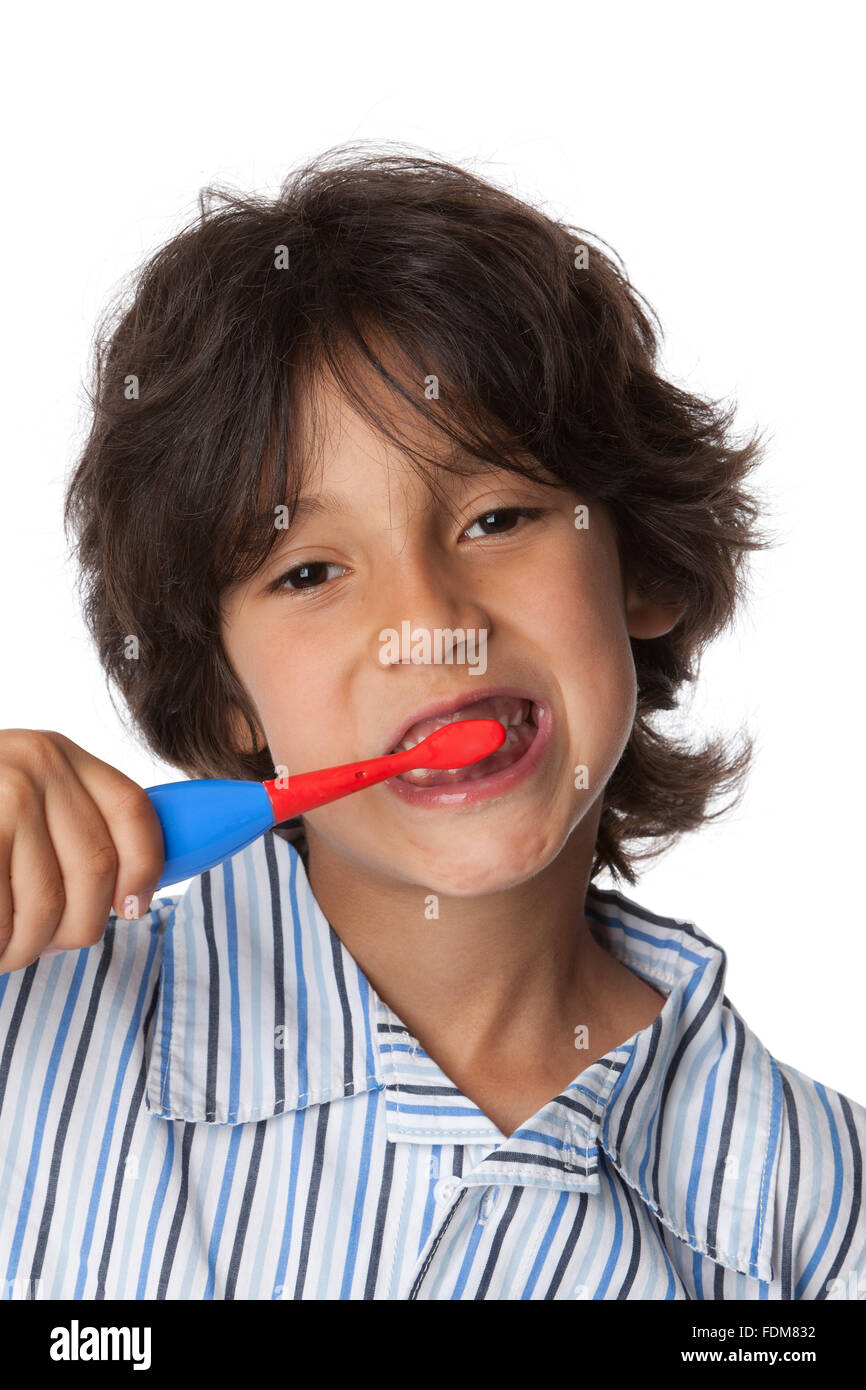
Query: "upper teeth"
390 695 533 755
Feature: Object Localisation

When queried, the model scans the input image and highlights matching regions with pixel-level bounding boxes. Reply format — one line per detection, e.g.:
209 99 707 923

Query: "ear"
625 581 686 640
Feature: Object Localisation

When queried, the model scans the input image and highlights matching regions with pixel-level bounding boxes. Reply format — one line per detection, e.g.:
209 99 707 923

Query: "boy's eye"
268 507 543 596
462 506 543 539
269 560 346 595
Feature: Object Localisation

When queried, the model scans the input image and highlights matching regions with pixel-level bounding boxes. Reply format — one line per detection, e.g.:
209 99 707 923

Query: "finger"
43 734 164 922
0 783 66 972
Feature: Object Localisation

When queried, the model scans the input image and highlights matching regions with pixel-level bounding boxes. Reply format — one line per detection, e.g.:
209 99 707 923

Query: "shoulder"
0 895 178 1023
589 884 866 1297
764 1046 866 1299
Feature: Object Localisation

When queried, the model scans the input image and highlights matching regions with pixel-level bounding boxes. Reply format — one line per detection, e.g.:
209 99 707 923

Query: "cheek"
222 615 321 744
534 534 636 739
564 623 637 761
520 531 628 659
256 661 334 741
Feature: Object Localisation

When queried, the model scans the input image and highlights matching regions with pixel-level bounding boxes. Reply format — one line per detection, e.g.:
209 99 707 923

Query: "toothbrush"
145 718 506 890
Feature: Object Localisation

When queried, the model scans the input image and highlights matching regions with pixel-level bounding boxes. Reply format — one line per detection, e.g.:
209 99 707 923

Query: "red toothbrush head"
263 718 507 822
410 718 507 768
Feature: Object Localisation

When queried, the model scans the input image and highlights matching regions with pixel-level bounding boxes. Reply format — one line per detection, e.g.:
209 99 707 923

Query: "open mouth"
389 694 539 787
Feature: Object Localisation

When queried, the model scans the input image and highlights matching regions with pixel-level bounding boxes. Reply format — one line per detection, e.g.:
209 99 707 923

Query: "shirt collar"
145 825 781 1283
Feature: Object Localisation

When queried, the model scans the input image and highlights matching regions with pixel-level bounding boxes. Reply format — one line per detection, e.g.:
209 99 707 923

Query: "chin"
409 826 557 898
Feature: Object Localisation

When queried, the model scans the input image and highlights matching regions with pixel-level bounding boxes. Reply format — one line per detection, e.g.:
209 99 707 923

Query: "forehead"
273 325 565 526
295 341 462 475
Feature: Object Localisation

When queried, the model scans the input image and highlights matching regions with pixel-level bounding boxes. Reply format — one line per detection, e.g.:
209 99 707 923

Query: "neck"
300 812 664 1090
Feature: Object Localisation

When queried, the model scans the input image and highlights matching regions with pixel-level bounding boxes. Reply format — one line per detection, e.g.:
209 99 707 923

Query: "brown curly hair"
63 139 774 886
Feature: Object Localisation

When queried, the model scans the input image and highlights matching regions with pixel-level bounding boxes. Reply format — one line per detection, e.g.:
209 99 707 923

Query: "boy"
0 145 863 1300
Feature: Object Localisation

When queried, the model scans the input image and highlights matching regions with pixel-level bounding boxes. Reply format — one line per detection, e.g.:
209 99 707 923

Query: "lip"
381 684 546 758
384 696 554 810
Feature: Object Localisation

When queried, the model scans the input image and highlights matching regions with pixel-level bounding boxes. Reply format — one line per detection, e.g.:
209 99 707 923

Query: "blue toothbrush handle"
145 779 275 890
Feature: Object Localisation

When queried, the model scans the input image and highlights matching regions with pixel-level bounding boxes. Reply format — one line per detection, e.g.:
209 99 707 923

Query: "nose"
373 550 489 669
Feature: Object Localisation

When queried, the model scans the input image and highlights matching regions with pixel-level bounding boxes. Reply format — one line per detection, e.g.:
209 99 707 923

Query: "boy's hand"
0 729 164 974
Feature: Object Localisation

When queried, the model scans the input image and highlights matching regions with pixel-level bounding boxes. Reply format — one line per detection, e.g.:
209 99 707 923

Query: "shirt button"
434 1176 462 1204
480 1187 497 1221
563 1126 581 1171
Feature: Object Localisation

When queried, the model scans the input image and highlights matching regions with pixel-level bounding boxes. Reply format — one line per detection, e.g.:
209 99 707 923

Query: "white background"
1 2 863 1099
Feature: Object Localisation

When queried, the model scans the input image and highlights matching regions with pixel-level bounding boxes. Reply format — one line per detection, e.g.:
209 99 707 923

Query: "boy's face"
220 361 682 897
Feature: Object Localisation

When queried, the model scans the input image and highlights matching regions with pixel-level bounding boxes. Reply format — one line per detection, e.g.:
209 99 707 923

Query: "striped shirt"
1 823 864 1301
